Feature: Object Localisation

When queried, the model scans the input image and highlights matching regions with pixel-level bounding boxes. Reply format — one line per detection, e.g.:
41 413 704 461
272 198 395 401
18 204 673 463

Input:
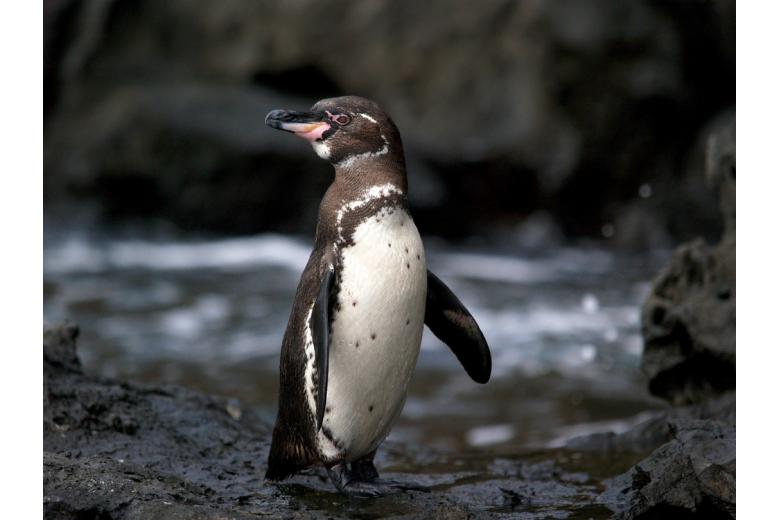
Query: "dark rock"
599 409 735 519
640 113 735 405
44 0 734 239
43 322 280 519
43 320 81 371
566 391 734 453
565 412 672 454
595 113 737 519
641 239 736 404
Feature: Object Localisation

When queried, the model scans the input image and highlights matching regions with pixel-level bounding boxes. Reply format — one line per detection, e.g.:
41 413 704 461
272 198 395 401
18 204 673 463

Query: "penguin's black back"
266 247 326 480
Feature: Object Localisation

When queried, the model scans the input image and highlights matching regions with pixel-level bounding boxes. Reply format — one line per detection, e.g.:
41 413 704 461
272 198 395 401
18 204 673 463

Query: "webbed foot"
327 459 428 497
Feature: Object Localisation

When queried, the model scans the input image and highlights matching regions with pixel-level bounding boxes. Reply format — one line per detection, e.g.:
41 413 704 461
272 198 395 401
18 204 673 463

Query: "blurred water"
43 230 667 453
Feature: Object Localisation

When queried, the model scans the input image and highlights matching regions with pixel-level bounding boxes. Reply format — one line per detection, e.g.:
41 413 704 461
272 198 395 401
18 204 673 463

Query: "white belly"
317 207 427 461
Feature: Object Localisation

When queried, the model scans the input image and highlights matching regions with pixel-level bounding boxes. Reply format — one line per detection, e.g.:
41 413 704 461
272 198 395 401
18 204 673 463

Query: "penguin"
264 96 491 497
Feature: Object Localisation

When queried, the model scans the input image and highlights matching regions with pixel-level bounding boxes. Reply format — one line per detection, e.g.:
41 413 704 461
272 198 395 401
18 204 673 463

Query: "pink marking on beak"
278 121 331 142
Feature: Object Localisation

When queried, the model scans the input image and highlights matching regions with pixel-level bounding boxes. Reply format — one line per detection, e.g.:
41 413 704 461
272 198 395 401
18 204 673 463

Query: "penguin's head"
265 96 401 167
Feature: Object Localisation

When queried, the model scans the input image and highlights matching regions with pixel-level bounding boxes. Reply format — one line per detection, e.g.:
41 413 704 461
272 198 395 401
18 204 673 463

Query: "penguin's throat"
333 184 406 245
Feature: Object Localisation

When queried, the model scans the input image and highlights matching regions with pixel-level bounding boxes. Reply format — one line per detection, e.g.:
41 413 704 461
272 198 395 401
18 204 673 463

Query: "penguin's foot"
351 456 429 492
327 462 382 497
327 461 428 497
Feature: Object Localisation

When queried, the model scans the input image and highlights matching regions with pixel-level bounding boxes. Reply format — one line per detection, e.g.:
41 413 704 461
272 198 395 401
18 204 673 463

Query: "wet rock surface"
44 322 633 519
599 398 735 520
44 321 275 519
563 392 735 518
561 390 735 519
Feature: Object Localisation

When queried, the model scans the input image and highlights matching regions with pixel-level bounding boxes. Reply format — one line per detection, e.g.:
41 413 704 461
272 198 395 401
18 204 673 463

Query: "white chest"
315 207 427 462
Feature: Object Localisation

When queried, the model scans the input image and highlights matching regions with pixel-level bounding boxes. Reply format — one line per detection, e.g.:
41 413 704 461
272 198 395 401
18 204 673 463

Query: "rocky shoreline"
43 321 605 519
42 320 735 519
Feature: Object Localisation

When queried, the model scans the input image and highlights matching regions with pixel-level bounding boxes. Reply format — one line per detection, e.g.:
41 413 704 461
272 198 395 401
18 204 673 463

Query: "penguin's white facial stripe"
357 113 378 124
336 134 389 169
334 183 403 243
312 141 331 160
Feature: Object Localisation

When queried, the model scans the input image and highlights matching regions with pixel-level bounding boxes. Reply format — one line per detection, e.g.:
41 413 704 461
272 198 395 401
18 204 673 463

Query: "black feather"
424 270 492 383
312 265 334 430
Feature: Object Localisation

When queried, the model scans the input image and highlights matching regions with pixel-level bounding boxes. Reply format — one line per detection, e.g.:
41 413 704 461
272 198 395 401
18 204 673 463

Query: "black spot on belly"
325 406 331 413
406 263 410 269
369 405 374 413
352 301 357 307
388 242 391 247
355 341 360 349
406 319 410 326
405 247 409 253
417 254 420 260
371 333 376 340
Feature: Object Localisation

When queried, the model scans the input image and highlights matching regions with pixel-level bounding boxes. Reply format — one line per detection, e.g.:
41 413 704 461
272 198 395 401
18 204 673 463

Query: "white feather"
312 141 331 160
336 135 390 169
302 307 317 415
358 113 378 124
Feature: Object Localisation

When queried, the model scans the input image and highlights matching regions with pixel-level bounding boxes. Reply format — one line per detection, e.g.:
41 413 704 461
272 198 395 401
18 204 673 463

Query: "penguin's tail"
265 424 313 481
265 452 308 481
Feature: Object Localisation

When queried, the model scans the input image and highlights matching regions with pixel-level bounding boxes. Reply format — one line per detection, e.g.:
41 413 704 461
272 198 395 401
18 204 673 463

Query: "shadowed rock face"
584 114 735 520
641 239 736 404
44 0 733 240
640 113 735 405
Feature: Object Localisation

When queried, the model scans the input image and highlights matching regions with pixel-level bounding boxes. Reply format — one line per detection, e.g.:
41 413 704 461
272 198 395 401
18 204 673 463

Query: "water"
43 229 667 454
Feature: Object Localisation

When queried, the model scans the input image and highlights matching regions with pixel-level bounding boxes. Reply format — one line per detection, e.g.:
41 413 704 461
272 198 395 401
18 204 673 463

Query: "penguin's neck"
332 152 408 197
315 156 410 248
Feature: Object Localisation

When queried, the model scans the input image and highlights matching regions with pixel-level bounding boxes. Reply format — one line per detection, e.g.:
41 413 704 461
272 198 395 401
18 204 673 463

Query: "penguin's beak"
265 109 331 142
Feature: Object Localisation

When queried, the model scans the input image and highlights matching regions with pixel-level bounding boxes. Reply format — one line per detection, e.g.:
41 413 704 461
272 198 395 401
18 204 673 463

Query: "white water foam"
432 248 614 283
44 233 312 274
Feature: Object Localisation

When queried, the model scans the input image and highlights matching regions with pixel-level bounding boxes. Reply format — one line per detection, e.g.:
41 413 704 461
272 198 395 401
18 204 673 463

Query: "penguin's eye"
333 114 351 126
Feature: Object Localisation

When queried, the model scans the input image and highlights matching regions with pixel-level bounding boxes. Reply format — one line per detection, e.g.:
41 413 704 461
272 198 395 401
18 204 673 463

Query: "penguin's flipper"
424 270 491 384
312 264 335 430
